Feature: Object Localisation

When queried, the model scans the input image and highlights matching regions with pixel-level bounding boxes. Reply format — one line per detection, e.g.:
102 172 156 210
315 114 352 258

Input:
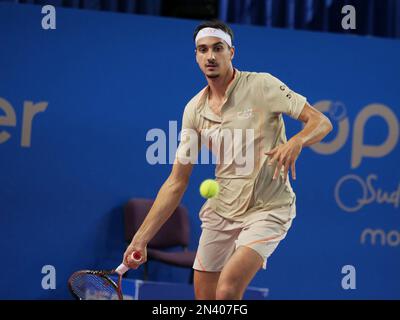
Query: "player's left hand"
265 136 303 182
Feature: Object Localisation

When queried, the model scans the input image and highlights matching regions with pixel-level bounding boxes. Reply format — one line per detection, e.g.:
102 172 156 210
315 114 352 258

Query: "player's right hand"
123 243 147 269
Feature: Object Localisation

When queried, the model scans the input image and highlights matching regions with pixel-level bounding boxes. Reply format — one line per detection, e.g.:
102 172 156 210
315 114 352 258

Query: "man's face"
195 36 234 79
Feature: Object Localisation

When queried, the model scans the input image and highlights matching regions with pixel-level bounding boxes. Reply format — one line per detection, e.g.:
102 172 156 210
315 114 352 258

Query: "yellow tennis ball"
199 179 219 199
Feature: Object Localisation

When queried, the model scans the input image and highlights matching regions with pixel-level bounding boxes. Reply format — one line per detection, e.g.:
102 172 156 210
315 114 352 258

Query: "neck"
207 66 235 100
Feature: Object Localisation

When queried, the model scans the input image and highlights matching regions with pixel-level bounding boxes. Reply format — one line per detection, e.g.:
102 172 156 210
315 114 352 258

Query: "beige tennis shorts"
193 200 296 272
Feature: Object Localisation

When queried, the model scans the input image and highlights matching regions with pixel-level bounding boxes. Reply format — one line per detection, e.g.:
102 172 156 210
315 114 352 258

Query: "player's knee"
215 283 240 300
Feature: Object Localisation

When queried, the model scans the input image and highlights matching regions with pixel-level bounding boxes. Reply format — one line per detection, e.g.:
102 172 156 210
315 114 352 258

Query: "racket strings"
70 272 120 300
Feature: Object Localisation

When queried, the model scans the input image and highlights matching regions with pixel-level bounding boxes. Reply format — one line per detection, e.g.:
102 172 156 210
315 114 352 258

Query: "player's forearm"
131 178 188 246
292 113 332 147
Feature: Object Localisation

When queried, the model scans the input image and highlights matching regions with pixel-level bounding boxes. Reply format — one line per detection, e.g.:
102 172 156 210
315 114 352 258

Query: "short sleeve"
260 73 307 119
175 104 200 164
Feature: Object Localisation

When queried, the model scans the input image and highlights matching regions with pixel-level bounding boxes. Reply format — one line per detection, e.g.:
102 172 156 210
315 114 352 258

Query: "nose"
206 50 216 61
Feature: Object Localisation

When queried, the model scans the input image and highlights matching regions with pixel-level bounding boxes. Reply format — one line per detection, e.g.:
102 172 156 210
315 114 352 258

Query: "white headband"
195 27 232 47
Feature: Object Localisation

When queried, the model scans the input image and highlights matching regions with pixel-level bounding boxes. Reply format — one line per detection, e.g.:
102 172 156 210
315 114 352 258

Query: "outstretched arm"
123 161 193 268
265 103 333 181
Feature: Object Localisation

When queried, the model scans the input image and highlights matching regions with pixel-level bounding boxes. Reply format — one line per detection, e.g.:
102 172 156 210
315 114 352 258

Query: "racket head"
68 270 123 300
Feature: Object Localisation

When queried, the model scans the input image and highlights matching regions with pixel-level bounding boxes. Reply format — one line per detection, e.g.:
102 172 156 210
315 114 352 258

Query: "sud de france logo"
311 101 399 213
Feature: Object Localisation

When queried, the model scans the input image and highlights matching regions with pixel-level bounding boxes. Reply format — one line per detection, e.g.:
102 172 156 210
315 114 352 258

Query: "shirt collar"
197 68 241 121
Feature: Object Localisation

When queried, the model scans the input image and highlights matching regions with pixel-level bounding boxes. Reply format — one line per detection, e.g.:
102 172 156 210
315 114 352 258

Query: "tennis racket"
68 251 142 300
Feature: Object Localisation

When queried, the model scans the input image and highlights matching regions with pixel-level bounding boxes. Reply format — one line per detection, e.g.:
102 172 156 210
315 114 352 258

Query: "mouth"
206 64 218 69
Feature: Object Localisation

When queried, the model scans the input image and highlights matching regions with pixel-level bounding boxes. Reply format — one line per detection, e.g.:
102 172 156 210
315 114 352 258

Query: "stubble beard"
206 72 220 79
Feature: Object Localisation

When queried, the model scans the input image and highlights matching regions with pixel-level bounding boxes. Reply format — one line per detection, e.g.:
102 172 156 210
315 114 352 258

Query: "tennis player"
123 20 333 300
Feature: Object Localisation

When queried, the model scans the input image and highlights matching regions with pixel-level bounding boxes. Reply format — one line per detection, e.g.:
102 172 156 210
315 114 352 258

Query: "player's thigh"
194 270 220 300
194 226 240 272
216 246 263 299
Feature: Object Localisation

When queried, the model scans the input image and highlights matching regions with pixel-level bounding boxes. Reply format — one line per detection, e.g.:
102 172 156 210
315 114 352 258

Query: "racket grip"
115 263 129 275
115 251 142 275
132 251 142 262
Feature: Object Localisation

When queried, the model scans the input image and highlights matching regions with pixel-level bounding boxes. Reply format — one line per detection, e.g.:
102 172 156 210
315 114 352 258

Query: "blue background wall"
0 3 399 299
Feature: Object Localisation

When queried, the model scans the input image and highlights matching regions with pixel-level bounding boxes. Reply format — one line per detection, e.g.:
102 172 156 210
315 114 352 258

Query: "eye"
198 47 207 53
214 46 223 52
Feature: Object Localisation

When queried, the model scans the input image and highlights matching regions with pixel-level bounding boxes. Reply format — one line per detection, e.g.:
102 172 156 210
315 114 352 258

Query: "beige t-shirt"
176 69 307 221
